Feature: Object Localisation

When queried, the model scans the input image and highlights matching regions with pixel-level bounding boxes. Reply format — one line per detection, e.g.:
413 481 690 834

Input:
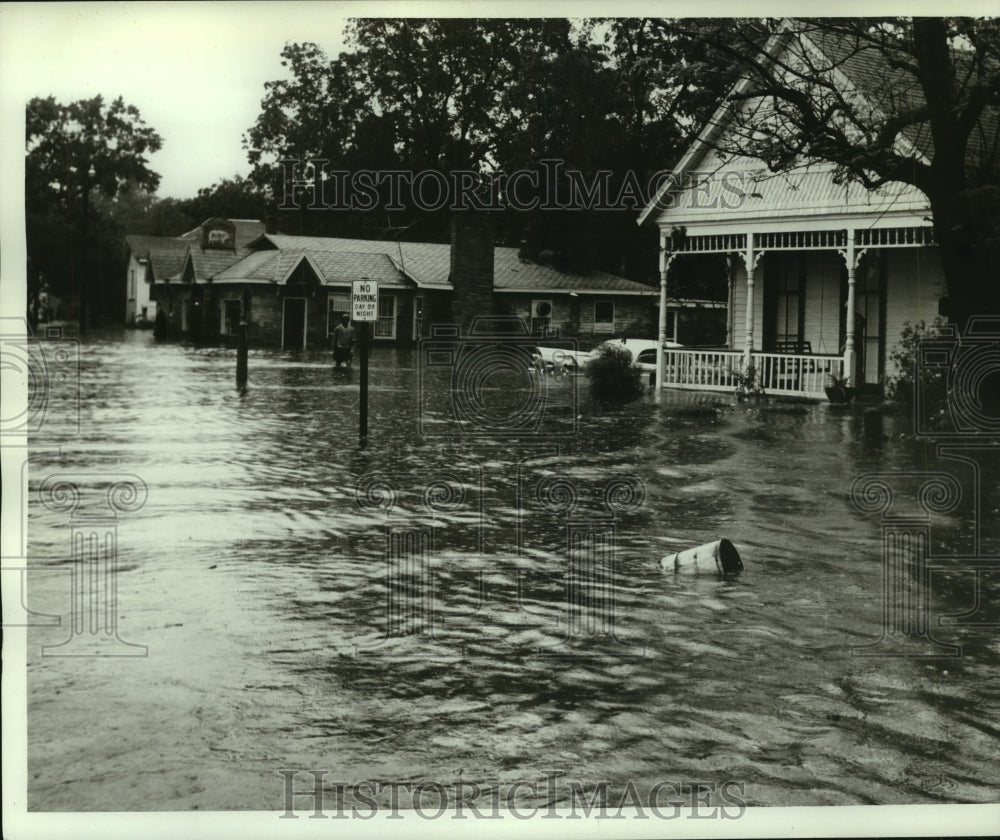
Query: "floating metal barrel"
661 538 743 575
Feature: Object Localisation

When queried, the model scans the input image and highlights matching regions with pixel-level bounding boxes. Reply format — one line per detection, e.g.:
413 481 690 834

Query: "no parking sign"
352 280 378 322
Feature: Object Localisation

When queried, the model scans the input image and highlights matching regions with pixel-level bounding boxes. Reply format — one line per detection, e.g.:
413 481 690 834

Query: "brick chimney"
449 212 496 332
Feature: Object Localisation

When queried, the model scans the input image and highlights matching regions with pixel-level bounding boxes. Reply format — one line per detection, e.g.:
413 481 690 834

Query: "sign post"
351 280 379 448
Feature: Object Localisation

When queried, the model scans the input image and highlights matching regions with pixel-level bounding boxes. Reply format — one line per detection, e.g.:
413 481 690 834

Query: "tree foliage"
242 19 736 284
25 95 163 324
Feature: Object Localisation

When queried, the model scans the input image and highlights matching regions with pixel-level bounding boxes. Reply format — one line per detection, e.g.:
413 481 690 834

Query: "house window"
327 293 351 337
129 269 136 299
594 300 614 333
375 294 396 339
221 299 242 336
773 258 804 347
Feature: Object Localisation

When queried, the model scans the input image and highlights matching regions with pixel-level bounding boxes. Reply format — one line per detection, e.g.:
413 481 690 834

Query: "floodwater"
22 330 1000 811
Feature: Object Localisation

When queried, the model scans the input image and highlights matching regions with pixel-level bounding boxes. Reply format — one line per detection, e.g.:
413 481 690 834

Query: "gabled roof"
248 234 657 295
209 249 281 283
211 248 410 288
127 219 268 284
644 147 929 228
126 235 193 284
185 246 250 283
147 248 189 283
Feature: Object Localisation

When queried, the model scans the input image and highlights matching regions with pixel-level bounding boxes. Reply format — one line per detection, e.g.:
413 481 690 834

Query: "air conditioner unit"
531 299 553 319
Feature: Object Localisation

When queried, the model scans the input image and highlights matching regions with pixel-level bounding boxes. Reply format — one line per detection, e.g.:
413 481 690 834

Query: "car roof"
600 338 681 350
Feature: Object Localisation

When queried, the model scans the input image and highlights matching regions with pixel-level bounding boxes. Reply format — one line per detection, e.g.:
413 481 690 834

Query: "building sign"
352 280 379 322
201 217 236 250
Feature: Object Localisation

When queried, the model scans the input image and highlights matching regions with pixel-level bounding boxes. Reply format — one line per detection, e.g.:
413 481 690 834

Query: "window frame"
593 299 615 333
220 298 242 336
375 293 396 339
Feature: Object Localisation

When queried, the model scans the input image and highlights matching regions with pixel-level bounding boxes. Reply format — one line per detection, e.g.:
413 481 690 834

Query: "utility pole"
351 279 379 449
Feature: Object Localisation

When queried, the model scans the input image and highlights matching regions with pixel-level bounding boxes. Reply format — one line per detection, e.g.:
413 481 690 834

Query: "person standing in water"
332 314 356 368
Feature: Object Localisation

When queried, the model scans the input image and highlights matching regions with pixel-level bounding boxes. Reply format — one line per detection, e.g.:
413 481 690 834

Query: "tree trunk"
929 187 1000 334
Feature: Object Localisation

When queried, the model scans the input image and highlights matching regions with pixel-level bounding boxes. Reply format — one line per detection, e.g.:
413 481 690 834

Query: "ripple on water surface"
23 333 1000 810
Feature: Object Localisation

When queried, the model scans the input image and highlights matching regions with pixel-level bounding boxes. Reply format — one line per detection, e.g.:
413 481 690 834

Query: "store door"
283 298 307 350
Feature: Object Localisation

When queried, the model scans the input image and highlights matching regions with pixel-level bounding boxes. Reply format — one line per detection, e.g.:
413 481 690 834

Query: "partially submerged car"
529 345 592 374
592 338 683 372
530 338 683 375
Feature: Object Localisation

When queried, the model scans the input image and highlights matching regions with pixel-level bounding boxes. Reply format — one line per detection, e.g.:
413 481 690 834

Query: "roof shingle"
250 235 656 294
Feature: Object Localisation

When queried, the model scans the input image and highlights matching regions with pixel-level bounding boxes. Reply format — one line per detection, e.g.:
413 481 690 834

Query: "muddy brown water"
23 330 1000 810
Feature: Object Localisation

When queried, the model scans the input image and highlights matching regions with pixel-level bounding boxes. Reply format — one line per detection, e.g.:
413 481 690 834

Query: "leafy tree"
26 95 162 326
242 19 737 287
675 17 1000 329
597 18 747 174
180 175 272 225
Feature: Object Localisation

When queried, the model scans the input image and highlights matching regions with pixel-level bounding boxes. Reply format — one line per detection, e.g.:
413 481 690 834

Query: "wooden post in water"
236 321 248 390
359 321 369 448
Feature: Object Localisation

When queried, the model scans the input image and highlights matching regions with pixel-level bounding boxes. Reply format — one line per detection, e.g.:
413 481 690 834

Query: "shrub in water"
586 344 646 403
886 319 949 428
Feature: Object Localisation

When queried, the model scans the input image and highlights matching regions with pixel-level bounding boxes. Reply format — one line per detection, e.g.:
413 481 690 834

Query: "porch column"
742 234 758 369
656 232 670 392
844 236 858 385
839 232 861 386
725 255 736 347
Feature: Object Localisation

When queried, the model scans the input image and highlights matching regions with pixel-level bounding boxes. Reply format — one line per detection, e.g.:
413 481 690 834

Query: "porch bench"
772 341 815 391
774 340 813 355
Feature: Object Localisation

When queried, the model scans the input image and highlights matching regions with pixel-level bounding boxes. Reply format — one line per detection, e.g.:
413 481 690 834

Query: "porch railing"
661 348 743 392
751 351 842 398
660 348 843 399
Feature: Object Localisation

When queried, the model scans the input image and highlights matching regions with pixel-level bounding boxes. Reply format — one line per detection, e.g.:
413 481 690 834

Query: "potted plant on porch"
825 372 857 404
733 364 765 402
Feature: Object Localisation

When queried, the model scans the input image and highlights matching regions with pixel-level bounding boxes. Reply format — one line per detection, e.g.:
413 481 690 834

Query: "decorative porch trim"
673 232 748 254
857 226 935 248
755 229 848 250
663 226 934 256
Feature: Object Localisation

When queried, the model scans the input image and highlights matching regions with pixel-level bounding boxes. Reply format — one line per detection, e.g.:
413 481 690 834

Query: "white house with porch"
639 24 947 399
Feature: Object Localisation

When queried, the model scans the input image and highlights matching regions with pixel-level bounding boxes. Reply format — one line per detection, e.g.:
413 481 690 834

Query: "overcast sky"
3 2 351 198
1 1 993 202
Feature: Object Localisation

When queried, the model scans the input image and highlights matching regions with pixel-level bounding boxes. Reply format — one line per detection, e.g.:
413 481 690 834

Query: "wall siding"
883 248 945 377
125 255 158 323
501 295 654 342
